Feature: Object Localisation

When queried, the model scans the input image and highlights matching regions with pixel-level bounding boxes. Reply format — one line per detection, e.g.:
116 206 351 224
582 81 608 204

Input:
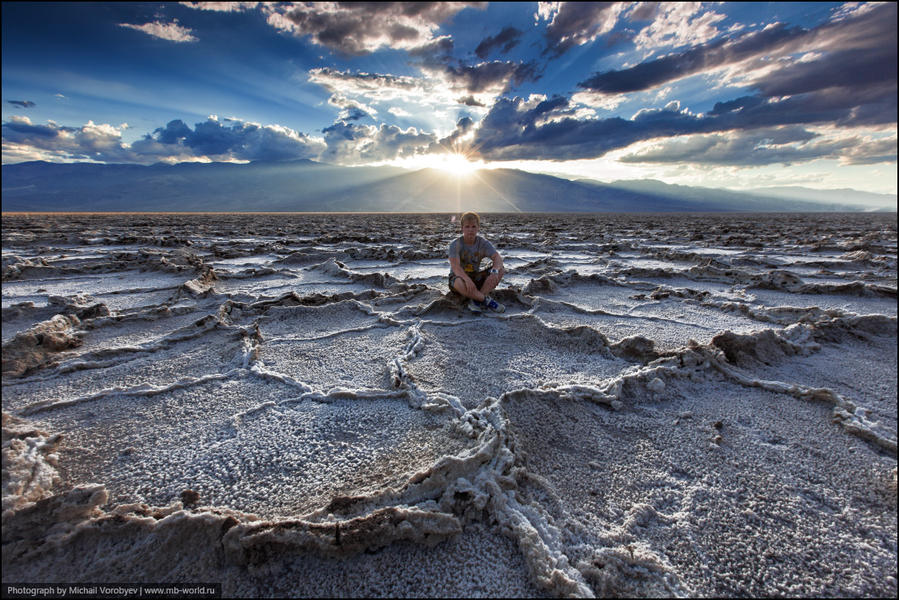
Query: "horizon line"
2 159 896 197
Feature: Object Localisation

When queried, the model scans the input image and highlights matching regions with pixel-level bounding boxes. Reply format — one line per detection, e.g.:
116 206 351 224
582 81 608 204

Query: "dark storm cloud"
527 96 570 119
542 2 623 57
624 2 659 22
705 75 897 129
460 3 897 163
140 118 324 161
753 46 897 101
457 96 486 107
153 119 193 145
443 60 540 94
465 97 703 161
579 2 896 97
475 27 523 59
8 100 36 109
2 119 66 140
267 2 482 56
578 22 808 94
466 79 896 163
407 31 539 96
408 37 455 66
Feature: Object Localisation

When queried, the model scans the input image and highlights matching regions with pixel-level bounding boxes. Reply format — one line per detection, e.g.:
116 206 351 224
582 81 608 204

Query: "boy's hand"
460 275 479 297
487 265 505 283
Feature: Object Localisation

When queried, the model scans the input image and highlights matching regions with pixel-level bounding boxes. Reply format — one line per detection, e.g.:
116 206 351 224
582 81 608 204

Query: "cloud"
619 127 897 167
2 116 140 163
440 60 541 94
630 2 728 51
705 82 896 130
309 61 533 121
570 91 627 112
575 3 897 134
431 116 476 153
457 96 486 107
8 100 36 109
460 95 707 161
327 94 377 121
580 3 896 98
475 27 523 59
308 68 431 103
262 2 482 56
829 1 879 23
320 121 437 164
308 67 460 122
578 22 808 94
137 117 326 162
1 113 447 167
841 136 898 165
406 36 456 65
623 1 659 22
537 2 627 56
461 65 896 164
3 115 62 139
618 127 837 166
2 116 326 164
388 107 413 118
408 33 541 99
180 2 260 12
118 20 198 42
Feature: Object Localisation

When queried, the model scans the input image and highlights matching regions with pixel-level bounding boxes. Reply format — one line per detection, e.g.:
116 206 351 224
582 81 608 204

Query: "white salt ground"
2 213 896 598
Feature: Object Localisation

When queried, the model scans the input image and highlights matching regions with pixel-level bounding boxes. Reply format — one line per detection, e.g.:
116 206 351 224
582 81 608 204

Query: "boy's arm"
490 251 505 276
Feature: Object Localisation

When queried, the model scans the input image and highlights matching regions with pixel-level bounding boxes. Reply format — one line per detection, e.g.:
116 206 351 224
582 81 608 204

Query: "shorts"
448 269 488 291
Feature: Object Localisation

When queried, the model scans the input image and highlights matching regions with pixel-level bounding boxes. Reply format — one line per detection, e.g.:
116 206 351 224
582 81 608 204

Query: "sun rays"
434 153 480 177
402 152 482 177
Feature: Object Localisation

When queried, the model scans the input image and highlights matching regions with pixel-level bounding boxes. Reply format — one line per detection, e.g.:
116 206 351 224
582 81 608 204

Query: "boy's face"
461 219 479 242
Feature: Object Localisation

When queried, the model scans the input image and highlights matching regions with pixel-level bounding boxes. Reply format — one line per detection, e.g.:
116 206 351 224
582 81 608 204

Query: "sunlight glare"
431 153 480 177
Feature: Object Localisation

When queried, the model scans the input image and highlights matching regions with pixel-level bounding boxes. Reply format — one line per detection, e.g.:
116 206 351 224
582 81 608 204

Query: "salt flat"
2 212 896 597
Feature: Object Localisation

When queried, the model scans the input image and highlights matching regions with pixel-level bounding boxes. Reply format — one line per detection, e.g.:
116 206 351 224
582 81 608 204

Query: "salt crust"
2 213 896 597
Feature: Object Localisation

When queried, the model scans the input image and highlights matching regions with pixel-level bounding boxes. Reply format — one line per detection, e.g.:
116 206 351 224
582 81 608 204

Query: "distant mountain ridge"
745 186 896 210
1 160 894 212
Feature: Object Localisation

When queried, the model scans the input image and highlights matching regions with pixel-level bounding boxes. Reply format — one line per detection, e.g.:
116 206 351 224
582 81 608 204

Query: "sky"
2 2 897 194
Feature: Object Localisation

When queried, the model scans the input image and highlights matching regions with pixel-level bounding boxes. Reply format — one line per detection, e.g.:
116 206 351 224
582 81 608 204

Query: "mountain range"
2 159 895 212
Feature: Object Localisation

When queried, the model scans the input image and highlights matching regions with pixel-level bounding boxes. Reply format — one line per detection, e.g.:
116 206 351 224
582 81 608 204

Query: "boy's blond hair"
460 211 480 227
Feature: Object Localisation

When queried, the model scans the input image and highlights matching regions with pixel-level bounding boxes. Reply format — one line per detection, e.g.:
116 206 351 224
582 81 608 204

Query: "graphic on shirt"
447 236 496 274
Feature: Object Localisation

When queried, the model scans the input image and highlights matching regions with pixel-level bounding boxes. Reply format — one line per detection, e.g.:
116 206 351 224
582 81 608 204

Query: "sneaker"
468 299 484 313
483 296 505 313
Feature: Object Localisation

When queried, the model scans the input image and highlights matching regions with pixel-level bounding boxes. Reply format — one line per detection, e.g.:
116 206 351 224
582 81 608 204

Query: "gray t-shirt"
448 235 497 275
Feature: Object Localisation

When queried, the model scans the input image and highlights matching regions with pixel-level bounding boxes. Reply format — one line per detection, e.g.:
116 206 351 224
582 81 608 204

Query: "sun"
430 153 480 177
389 153 483 177
438 153 478 176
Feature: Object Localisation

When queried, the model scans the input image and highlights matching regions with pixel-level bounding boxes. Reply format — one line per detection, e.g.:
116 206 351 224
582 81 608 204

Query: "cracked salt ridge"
2 213 897 598
1 272 187 307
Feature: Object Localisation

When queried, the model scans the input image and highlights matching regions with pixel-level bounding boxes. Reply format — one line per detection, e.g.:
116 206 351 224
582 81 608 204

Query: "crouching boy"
448 211 505 313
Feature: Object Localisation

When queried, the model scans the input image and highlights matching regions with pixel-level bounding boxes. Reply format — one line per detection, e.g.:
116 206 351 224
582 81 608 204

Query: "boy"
448 212 506 313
